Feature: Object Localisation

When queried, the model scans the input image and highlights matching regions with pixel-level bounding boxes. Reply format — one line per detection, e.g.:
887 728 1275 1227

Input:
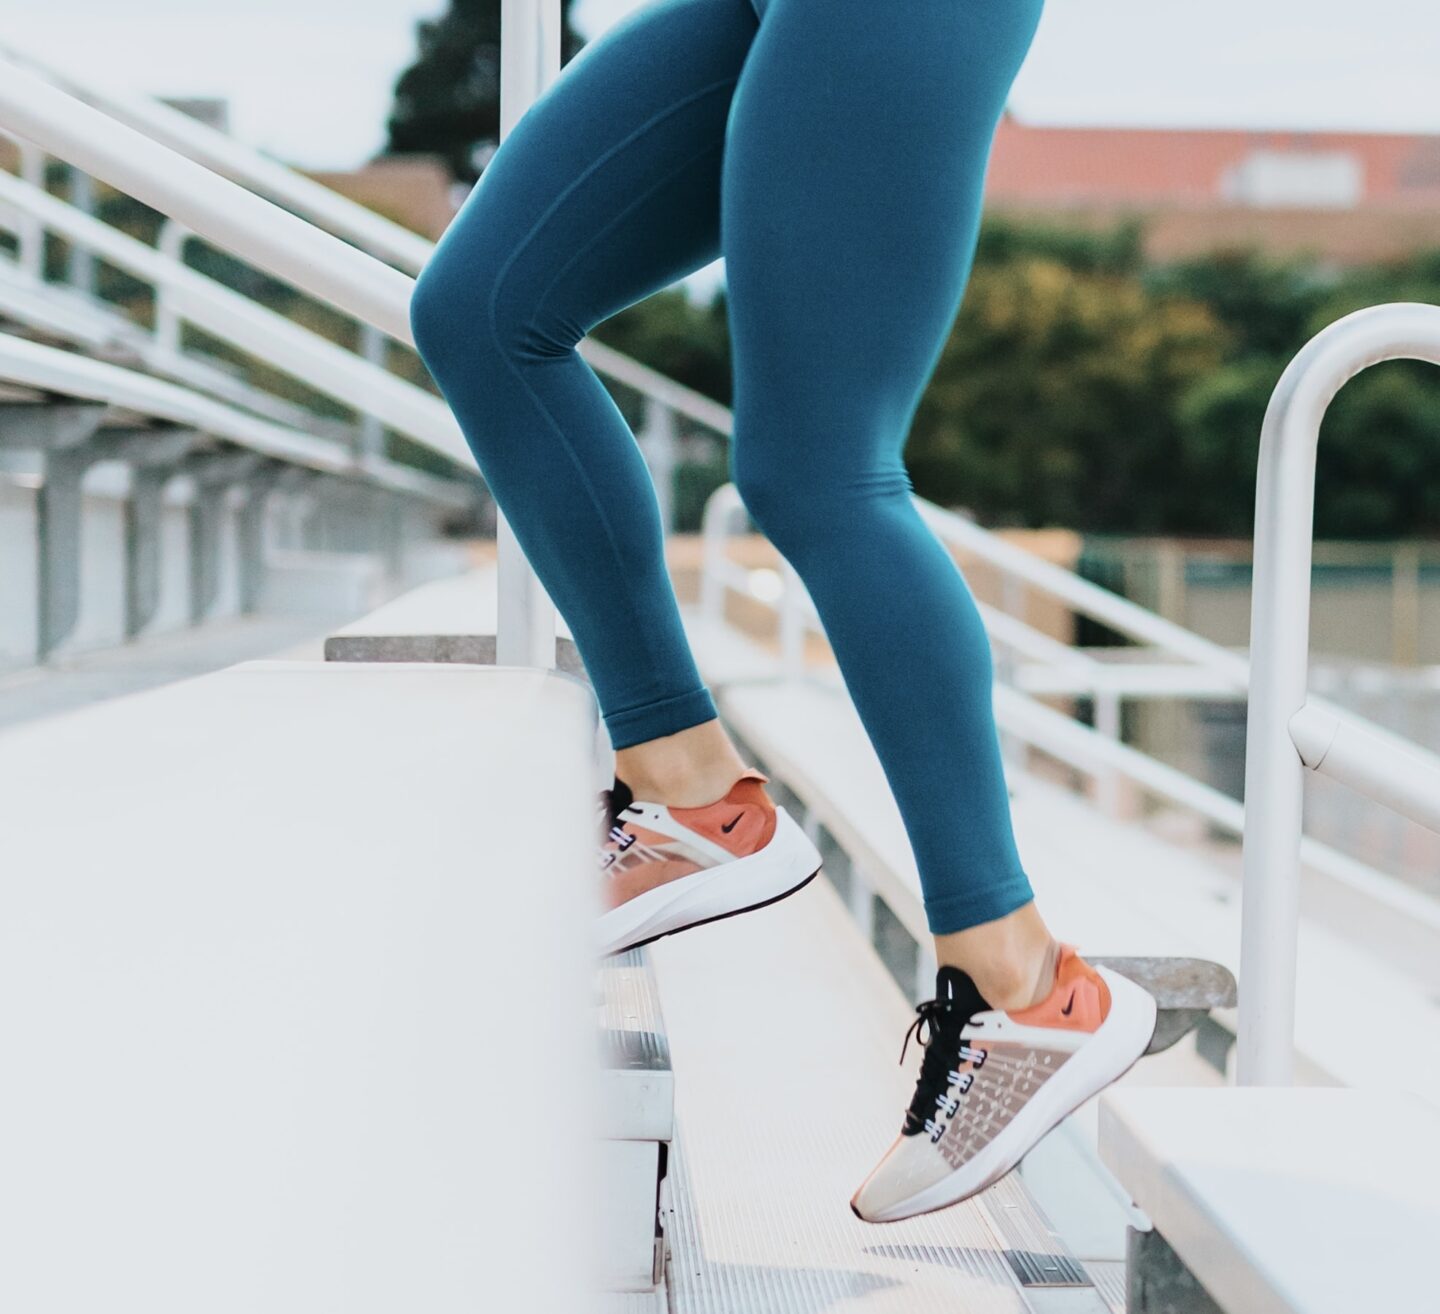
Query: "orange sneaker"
850 942 1156 1222
595 767 821 957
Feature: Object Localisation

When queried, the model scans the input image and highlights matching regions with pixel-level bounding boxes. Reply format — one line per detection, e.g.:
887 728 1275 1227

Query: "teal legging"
409 0 1044 934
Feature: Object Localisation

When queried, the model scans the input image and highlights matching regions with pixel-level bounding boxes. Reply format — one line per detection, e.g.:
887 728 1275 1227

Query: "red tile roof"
987 115 1440 210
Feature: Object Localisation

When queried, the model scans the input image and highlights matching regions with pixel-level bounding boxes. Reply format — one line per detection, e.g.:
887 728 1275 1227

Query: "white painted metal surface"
0 661 599 1312
1099 1087 1440 1313
493 0 564 671
0 171 470 466
0 40 436 273
598 950 674 1144
0 57 412 343
1287 701 1440 837
1239 302 1440 1085
598 1141 665 1293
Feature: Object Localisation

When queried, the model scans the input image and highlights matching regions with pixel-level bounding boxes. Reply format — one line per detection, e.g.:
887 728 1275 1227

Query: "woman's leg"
721 0 1049 985
413 0 822 962
409 0 757 768
725 1 1161 1225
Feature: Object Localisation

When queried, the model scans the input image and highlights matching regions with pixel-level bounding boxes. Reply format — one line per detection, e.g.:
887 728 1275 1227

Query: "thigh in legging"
723 0 1046 933
410 0 757 750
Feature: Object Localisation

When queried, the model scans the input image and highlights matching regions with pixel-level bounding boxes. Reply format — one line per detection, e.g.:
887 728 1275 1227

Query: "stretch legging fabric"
409 0 1045 935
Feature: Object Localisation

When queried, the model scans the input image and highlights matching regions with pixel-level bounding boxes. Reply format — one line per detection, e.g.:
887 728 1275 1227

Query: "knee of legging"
410 254 477 378
409 246 524 382
731 452 820 553
411 249 578 385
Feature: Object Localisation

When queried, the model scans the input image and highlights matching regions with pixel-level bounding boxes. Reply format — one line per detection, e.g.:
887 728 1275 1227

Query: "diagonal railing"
0 27 735 668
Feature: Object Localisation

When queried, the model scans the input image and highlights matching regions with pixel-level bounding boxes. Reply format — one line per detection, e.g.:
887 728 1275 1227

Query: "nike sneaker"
851 942 1157 1222
596 766 822 957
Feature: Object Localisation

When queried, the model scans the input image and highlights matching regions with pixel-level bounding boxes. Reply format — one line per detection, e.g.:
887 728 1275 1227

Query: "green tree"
910 237 1227 531
1158 245 1440 537
386 0 587 182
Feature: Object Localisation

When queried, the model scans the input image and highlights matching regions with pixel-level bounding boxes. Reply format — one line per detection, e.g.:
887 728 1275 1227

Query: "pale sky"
2 0 1438 170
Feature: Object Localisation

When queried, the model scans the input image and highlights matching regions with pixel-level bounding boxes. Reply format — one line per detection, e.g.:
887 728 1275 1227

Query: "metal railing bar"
0 58 414 344
0 40 436 273
1288 703 1440 834
1239 301 1440 1085
0 168 470 465
0 329 467 506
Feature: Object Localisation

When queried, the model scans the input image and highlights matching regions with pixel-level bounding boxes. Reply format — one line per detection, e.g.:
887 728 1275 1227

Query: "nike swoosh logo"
720 813 744 833
1060 990 1076 1017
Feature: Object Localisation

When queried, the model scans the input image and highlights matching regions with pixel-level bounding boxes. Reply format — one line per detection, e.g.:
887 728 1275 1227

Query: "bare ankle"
934 903 1059 1011
613 718 750 808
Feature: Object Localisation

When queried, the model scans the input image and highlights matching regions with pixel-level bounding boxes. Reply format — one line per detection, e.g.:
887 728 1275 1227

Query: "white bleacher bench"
1099 1086 1440 1313
0 659 600 1313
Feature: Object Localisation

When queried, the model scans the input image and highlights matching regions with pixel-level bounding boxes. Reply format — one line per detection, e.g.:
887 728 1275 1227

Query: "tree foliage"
386 0 586 182
595 223 1440 539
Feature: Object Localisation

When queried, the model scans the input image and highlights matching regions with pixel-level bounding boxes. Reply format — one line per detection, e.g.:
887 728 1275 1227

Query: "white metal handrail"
0 167 471 464
0 17 576 671
0 61 415 343
1238 301 1440 1085
0 40 437 274
0 40 738 438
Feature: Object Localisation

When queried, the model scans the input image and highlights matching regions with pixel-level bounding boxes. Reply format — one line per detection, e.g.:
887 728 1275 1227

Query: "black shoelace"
900 968 991 1138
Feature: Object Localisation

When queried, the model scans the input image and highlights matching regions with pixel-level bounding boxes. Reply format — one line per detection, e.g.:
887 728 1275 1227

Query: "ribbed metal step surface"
1083 1260 1128 1314
977 1173 1092 1290
650 874 1108 1314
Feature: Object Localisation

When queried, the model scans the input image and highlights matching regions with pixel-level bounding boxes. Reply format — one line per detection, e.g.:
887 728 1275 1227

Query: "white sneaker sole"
857 965 1158 1222
596 805 822 958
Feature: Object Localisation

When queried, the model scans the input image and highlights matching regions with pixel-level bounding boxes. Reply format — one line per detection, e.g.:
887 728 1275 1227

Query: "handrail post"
638 396 678 535
1237 302 1440 1085
699 484 740 625
155 218 188 355
495 0 562 669
779 559 807 677
16 139 46 279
